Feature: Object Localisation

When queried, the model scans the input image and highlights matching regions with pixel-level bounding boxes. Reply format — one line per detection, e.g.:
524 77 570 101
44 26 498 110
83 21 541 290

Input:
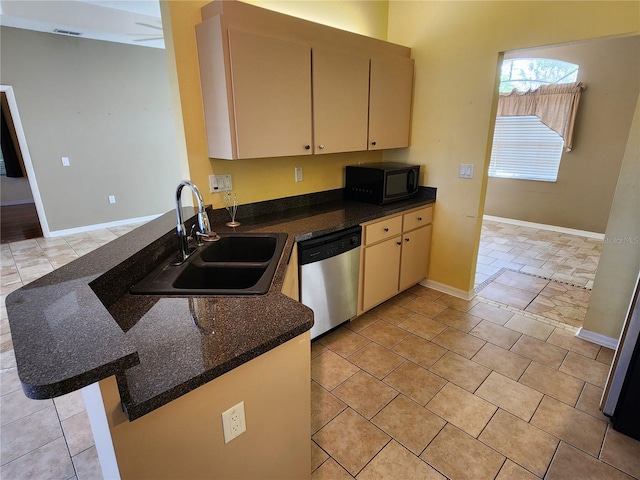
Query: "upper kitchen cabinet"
196 22 313 159
195 0 413 160
369 56 415 150
312 48 370 155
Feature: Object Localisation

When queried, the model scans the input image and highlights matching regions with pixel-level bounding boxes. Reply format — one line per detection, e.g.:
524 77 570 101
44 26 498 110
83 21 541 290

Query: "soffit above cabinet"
200 0 411 59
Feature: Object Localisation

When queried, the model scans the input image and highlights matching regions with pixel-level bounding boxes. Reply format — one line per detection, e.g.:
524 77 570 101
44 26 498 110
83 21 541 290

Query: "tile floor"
2 220 639 480
476 219 602 290
310 285 640 479
1 225 142 480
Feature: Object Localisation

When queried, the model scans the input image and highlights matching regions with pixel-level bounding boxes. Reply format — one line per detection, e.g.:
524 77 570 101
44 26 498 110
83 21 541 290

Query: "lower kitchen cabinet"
359 205 433 314
399 224 432 291
361 234 402 312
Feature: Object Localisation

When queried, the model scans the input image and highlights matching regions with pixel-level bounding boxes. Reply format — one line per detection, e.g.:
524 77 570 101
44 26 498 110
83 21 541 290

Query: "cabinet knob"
396 241 402 246
405 238 410 242
318 144 325 150
371 141 377 146
304 145 310 150
418 217 423 221
384 227 389 232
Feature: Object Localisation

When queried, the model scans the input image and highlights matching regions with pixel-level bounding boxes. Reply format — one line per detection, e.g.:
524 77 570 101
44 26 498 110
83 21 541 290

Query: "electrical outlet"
61 156 70 167
459 163 474 179
108 195 116 204
294 166 303 182
209 174 233 192
221 401 246 443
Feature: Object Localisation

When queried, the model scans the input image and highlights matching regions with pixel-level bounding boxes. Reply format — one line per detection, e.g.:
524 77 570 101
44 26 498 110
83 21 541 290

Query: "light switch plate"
459 163 474 179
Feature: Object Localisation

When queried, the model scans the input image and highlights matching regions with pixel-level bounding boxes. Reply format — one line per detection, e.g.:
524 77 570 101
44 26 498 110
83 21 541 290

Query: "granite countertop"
6 187 435 420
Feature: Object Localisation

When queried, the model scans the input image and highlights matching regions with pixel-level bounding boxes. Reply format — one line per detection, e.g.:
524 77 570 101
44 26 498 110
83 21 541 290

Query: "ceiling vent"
53 28 83 36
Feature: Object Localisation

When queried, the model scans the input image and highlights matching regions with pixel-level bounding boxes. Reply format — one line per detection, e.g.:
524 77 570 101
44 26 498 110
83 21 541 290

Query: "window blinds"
488 116 564 182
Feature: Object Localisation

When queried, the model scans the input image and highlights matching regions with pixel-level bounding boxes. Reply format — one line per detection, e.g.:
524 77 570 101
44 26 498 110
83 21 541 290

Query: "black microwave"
345 163 420 205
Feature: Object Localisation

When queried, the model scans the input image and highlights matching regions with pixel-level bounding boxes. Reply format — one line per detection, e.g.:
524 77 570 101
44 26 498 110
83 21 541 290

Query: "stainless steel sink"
130 233 288 296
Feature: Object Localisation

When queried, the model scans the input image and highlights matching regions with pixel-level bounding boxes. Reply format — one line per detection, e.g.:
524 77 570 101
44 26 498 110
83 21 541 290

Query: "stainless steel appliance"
345 162 420 205
298 226 362 339
601 271 640 440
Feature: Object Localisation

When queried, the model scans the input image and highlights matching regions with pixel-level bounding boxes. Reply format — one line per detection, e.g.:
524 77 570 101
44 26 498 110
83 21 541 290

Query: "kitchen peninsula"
6 188 435 479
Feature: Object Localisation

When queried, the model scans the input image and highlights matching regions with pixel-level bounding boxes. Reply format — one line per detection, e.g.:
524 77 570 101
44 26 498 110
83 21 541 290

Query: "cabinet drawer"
364 215 402 245
403 206 433 232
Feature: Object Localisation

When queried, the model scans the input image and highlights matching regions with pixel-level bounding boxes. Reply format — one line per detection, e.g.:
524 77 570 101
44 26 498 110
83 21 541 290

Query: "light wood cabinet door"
362 236 401 312
312 48 370 155
228 29 313 159
399 225 432 291
368 56 414 150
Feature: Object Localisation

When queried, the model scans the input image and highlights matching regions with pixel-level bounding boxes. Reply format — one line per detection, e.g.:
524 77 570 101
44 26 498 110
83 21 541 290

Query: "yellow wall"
163 0 389 210
385 1 640 294
101 333 311 479
582 95 640 339
165 0 639 313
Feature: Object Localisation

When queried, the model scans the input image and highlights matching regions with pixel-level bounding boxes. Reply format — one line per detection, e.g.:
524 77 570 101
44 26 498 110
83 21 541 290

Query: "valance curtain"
496 82 585 151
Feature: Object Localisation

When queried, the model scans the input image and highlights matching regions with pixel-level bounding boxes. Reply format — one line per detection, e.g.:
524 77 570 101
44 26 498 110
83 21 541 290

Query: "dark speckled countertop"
6 187 435 420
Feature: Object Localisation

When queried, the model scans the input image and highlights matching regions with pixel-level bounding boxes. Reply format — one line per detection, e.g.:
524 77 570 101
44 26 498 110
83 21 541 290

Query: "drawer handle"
384 228 389 232
418 217 423 221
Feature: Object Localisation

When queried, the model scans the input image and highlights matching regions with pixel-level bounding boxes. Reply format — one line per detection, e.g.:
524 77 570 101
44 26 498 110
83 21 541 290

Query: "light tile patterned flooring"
2 220 639 480
476 219 602 290
1 225 142 480
311 284 640 479
474 219 603 329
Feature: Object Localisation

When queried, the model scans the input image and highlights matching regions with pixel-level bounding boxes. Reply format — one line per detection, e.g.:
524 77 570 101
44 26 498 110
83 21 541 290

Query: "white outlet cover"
221 401 246 443
61 156 70 166
108 195 116 204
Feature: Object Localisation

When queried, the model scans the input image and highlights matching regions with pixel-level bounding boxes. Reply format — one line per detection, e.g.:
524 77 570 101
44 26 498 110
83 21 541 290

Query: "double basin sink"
130 232 288 296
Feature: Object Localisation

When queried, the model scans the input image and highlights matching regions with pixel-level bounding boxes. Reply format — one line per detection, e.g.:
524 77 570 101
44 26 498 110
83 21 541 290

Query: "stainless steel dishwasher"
299 226 362 340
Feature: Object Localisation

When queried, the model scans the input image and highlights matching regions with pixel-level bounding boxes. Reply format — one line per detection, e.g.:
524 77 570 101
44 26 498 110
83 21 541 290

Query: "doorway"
476 35 640 330
0 86 48 242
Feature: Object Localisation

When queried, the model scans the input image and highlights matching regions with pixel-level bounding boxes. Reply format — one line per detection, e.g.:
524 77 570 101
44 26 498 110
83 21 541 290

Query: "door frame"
1 85 50 237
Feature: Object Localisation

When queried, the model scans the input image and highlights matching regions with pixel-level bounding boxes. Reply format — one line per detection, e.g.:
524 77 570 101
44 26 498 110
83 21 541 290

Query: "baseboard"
421 279 476 301
483 215 605 240
48 214 162 237
575 327 619 349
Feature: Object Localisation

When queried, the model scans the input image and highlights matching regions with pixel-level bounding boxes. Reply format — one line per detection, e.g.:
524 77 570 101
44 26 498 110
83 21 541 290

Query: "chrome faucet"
175 180 219 264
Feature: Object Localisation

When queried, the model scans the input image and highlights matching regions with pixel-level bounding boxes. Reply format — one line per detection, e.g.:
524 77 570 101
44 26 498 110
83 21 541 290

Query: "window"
489 58 580 182
499 58 578 93
489 116 564 181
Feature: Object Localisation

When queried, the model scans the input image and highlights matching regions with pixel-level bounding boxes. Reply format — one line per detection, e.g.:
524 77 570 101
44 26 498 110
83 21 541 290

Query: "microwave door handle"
407 169 417 193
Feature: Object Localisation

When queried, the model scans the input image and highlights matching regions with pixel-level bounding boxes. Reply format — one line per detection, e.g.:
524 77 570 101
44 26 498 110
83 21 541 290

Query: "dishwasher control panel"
298 226 362 265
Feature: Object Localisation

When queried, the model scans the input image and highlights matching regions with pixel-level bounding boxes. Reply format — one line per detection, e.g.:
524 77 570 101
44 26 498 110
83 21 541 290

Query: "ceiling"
0 0 165 49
